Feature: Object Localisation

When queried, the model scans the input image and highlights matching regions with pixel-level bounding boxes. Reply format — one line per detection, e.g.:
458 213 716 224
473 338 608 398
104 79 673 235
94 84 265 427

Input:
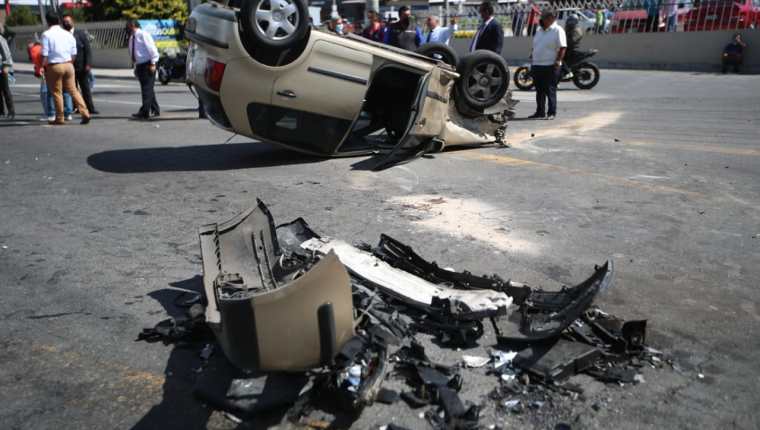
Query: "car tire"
240 0 309 50
513 66 534 91
572 62 600 90
456 50 510 110
415 43 458 67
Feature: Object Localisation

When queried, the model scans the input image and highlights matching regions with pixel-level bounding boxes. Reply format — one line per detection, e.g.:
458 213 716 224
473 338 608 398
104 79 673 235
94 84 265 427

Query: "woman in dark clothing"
722 33 747 74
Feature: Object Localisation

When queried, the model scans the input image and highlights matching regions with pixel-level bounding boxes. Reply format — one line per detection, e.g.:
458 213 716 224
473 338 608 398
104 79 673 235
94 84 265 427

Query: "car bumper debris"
139 200 668 427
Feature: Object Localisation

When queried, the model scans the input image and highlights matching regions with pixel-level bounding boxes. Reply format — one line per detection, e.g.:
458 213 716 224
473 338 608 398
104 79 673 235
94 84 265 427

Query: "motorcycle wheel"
572 62 600 90
158 67 171 85
513 66 534 91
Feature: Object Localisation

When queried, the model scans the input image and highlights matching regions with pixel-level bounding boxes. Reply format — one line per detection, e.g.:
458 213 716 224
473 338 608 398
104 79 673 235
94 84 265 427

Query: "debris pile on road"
140 200 664 428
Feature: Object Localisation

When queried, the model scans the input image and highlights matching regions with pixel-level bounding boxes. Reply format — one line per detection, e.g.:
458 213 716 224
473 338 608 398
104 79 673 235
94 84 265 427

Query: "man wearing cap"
528 10 565 120
41 14 91 125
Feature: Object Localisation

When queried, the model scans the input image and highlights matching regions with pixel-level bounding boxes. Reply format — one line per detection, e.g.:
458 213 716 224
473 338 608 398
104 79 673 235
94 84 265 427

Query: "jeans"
532 65 559 116
0 67 14 115
135 62 159 116
666 14 677 32
41 81 73 117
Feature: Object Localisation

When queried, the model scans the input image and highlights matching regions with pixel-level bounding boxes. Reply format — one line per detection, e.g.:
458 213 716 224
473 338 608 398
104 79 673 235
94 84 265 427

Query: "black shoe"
80 116 91 125
527 113 546 119
151 111 161 117
547 114 556 120
131 113 149 120
7 113 14 120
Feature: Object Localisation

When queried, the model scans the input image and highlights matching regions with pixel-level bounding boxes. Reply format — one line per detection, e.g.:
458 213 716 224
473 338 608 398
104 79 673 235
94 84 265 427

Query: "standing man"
423 15 458 45
384 6 421 51
62 14 98 114
362 10 385 42
41 14 90 125
469 1 503 55
126 19 160 119
528 10 566 120
0 32 14 120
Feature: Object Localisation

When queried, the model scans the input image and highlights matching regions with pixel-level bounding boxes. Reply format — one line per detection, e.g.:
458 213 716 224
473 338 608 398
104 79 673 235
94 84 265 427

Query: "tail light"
205 58 226 92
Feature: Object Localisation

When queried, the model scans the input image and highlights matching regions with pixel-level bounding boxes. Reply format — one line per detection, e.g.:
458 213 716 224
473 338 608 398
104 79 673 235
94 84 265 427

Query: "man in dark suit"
469 1 503 54
62 14 98 114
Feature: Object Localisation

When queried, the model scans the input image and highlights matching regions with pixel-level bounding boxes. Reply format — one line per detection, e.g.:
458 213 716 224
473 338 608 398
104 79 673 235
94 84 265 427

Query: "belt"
49 61 72 65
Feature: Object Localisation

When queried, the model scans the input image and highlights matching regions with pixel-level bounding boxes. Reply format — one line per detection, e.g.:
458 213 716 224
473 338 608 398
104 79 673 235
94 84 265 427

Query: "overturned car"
185 0 515 168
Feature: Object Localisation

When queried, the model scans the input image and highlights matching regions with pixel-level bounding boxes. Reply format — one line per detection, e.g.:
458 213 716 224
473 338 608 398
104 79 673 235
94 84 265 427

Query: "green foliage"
88 0 189 22
6 6 40 27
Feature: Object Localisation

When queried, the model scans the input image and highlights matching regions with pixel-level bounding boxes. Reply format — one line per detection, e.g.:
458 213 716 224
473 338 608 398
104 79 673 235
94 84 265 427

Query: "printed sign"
137 19 181 50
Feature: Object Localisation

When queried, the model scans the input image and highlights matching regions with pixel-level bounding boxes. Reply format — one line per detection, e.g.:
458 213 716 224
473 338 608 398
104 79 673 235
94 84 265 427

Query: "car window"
247 104 352 154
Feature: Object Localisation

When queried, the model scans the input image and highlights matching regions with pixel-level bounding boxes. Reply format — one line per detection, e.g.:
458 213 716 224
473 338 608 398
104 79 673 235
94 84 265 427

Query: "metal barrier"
7 20 128 53
442 0 759 36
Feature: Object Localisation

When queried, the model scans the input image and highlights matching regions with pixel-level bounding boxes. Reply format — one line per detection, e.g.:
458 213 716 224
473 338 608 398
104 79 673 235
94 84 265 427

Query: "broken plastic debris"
491 350 517 369
462 355 490 368
500 373 516 383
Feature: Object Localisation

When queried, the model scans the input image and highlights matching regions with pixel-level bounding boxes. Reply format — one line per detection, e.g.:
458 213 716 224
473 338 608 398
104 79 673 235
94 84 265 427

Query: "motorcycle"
513 49 601 91
157 52 187 85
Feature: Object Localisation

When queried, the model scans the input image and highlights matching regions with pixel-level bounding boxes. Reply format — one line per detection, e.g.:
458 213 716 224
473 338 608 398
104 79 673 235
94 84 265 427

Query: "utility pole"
38 0 47 27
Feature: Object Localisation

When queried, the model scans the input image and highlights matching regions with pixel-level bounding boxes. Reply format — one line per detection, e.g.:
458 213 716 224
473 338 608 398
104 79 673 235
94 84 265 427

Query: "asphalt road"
1 69 759 430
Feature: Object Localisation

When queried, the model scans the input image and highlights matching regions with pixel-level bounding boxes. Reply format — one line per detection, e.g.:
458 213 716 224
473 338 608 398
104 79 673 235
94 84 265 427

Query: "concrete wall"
452 29 760 73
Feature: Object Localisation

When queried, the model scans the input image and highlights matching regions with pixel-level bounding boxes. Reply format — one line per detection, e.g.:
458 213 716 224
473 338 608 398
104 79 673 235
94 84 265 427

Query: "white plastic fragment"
500 374 516 383
503 399 520 408
491 350 517 368
462 355 490 368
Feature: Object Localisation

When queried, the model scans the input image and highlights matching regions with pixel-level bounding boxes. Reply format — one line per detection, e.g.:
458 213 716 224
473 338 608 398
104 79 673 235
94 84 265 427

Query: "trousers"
135 62 159 116
75 68 96 112
45 62 89 123
0 67 13 115
532 65 559 116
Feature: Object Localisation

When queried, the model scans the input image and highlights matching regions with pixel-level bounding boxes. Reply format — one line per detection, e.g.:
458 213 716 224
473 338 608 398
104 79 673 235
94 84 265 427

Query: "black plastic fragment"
317 302 337 366
376 388 399 404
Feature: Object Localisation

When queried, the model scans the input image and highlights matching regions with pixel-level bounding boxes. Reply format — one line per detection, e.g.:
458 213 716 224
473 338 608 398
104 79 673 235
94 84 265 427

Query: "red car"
683 0 760 31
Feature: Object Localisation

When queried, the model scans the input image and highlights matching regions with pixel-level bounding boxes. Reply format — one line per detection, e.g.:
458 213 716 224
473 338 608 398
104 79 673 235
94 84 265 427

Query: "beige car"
185 0 514 167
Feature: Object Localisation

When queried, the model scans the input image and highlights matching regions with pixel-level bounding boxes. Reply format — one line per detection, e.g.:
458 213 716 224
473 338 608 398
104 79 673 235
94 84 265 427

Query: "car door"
253 37 373 155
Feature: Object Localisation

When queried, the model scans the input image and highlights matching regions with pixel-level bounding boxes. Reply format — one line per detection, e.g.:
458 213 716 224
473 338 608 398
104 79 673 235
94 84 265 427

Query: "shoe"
47 116 56 122
151 111 160 117
547 114 556 120
131 113 149 120
563 72 574 79
80 116 91 125
527 113 546 119
48 120 65 125
7 113 15 120
65 114 73 121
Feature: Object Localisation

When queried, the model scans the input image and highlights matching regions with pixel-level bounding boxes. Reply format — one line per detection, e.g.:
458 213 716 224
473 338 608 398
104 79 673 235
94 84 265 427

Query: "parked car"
683 0 760 31
184 0 515 169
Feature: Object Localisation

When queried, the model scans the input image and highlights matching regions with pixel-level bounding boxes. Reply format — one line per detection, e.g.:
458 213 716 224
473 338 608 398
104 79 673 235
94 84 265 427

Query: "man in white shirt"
423 16 458 46
40 14 90 125
528 10 566 120
126 20 160 119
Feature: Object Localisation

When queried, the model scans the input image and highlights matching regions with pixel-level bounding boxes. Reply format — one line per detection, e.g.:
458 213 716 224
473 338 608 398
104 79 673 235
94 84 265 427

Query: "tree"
6 6 40 26
87 0 188 22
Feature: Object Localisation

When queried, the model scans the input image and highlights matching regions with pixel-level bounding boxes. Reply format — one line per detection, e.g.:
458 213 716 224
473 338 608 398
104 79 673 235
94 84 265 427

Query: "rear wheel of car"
240 0 309 49
572 62 600 90
415 43 458 67
456 51 510 110
513 66 534 91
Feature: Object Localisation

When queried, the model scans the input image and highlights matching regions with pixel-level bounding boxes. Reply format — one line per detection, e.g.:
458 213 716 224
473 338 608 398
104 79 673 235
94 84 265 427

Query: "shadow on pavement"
132 277 303 429
87 142 325 173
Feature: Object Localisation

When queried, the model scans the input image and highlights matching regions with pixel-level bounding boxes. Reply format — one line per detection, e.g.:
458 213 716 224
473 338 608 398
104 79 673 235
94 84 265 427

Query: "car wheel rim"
467 62 503 100
253 0 300 41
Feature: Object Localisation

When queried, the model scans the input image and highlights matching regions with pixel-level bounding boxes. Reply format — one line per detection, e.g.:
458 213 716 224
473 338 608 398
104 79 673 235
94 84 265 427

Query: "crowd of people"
0 2 750 125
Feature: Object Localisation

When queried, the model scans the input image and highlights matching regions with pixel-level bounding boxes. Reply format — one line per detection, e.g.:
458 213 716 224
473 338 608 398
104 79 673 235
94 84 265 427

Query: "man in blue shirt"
422 15 458 45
